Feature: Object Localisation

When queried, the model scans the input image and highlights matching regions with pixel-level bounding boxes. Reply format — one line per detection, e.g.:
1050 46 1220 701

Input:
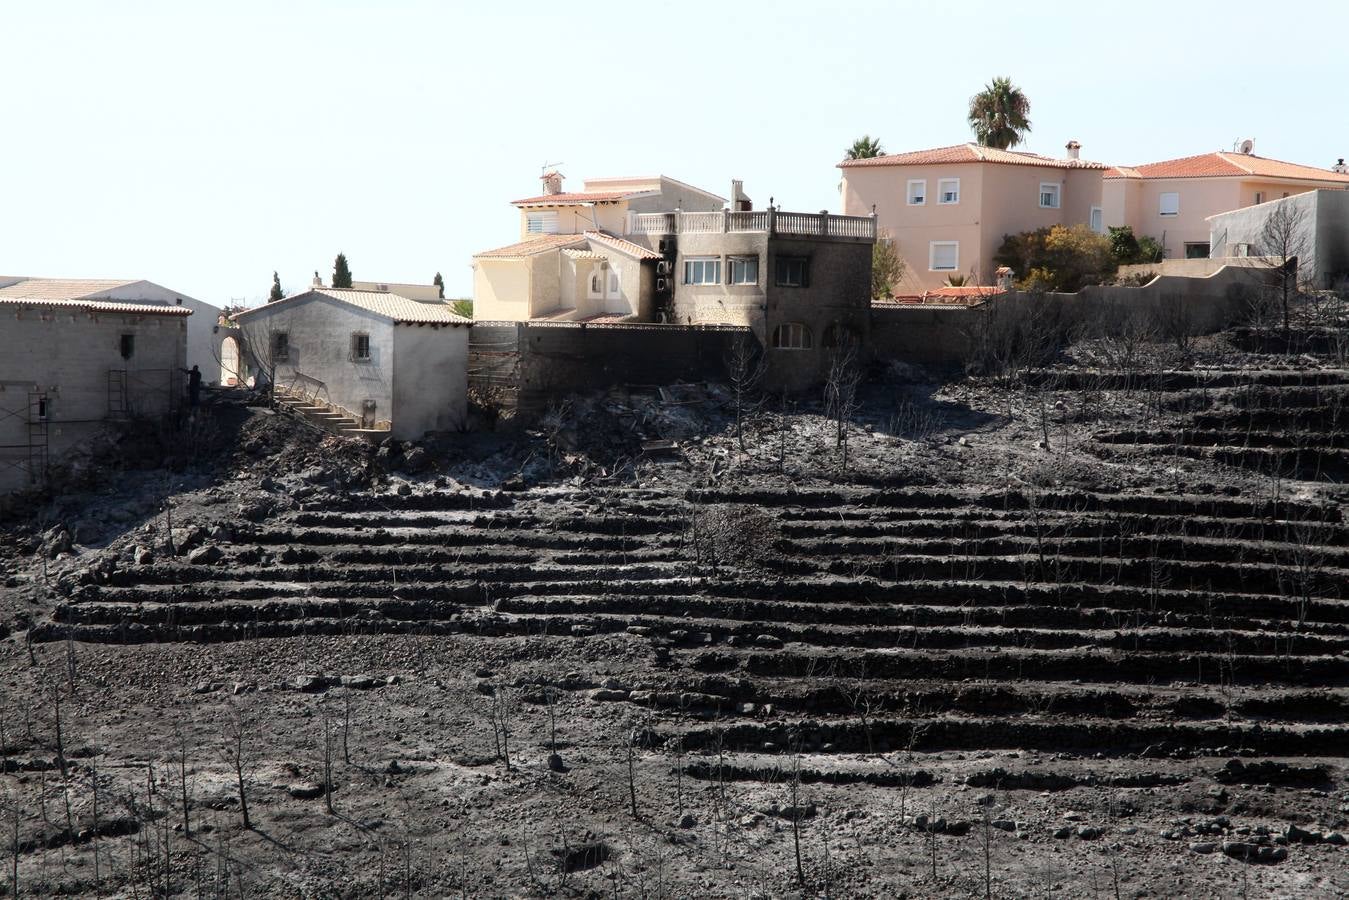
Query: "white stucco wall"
392 324 470 439
82 281 221 379
234 296 396 426
0 309 186 492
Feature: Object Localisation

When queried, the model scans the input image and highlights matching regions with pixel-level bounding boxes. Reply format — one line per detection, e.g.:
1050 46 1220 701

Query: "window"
1253 192 1264 205
36 398 49 421
1089 206 1104 234
608 270 620 295
1232 242 1251 258
775 256 810 287
771 322 812 350
906 179 927 205
937 178 960 204
1159 192 1180 216
590 271 603 295
1184 242 1210 259
526 212 558 234
351 333 371 361
119 334 135 360
271 331 289 361
684 257 721 285
929 241 959 272
729 256 759 284
1039 182 1061 209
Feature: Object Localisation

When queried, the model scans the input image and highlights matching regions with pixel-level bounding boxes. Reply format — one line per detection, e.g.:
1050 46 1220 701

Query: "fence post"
767 205 777 237
723 208 730 233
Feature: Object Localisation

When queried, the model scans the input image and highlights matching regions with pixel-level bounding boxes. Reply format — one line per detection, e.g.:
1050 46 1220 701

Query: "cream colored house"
472 172 722 322
1104 146 1349 259
510 172 724 240
839 142 1108 292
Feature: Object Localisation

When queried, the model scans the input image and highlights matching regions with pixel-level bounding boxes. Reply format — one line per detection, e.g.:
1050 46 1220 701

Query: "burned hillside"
0 304 1347 898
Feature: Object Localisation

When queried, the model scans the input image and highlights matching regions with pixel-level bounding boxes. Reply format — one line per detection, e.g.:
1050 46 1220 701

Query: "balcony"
628 208 876 242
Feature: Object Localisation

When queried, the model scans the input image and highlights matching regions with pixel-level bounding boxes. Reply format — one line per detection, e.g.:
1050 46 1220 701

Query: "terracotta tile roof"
510 191 630 206
0 277 194 315
473 234 587 259
584 231 663 260
0 296 193 316
233 289 469 325
0 277 138 299
561 249 607 261
1105 152 1349 182
875 285 1006 307
839 143 1109 171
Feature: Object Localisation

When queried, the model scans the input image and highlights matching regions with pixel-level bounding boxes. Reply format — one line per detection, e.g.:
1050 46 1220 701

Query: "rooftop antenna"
540 161 564 176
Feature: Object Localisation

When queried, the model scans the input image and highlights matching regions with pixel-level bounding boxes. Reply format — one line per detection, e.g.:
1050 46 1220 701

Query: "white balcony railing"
626 208 876 240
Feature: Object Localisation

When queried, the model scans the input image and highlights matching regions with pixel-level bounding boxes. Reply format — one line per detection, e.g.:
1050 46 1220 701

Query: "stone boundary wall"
871 263 1274 368
470 321 753 411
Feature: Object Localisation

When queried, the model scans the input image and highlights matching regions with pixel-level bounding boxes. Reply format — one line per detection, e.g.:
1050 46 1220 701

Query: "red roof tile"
839 143 1109 171
473 234 588 259
1105 152 1349 182
584 231 662 260
511 191 630 206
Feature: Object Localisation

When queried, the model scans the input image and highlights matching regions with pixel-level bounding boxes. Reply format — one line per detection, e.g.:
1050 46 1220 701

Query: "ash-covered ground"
1 309 1347 898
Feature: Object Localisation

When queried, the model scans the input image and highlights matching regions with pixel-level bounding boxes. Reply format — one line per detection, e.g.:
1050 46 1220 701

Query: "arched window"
590 271 603 295
771 322 812 350
821 322 857 349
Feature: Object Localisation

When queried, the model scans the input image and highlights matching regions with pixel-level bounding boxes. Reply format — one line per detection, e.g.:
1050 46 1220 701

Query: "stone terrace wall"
470 321 752 412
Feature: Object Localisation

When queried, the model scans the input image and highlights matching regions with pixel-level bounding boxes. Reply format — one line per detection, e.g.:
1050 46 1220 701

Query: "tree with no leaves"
1258 199 1310 334
968 77 1031 150
724 334 767 451
824 334 864 470
845 135 884 160
333 253 353 289
223 702 253 829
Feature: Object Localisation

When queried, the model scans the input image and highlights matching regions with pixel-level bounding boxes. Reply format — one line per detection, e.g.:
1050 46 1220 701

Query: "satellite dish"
1238 139 1255 155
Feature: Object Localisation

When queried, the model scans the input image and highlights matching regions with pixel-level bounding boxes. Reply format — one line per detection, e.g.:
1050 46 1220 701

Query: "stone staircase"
274 387 388 442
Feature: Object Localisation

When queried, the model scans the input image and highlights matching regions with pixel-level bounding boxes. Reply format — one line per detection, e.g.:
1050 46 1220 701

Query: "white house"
0 284 191 492
229 286 471 440
0 276 220 378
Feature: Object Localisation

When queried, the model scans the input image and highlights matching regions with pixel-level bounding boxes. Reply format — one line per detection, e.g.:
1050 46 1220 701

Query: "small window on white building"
526 212 559 234
351 333 371 362
729 256 759 284
271 331 288 361
907 179 927 205
771 323 812 350
590 270 603 295
608 269 620 295
1039 182 1061 209
1090 206 1104 234
1159 192 1180 216
684 257 721 285
1253 191 1264 205
929 241 959 272
937 178 960 205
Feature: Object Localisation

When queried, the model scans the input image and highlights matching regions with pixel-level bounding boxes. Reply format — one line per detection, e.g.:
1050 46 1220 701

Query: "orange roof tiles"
584 231 663 260
1105 152 1349 182
838 143 1109 171
473 234 588 259
511 191 630 206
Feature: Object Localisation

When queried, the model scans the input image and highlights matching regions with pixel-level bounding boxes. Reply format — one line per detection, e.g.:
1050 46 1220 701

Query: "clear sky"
3 0 1345 306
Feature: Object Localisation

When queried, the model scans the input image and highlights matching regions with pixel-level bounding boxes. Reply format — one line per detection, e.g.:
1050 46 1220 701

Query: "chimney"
312 271 323 288
995 266 1015 290
1334 158 1348 174
1065 140 1081 161
730 179 751 211
540 170 564 196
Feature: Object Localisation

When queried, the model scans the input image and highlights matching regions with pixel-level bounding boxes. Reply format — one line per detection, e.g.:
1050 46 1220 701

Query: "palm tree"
845 135 884 160
967 77 1031 150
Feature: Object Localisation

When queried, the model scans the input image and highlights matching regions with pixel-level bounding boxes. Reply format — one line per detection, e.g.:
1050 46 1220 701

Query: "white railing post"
767 205 776 237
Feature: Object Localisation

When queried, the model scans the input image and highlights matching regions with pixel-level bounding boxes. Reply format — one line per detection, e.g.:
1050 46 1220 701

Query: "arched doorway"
220 336 242 386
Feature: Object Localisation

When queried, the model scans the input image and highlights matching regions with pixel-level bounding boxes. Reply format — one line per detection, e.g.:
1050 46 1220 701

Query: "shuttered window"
1159 192 1180 216
929 241 959 272
526 212 559 234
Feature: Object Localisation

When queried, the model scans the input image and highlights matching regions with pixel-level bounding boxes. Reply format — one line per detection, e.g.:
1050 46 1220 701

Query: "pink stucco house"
839 142 1109 292
1103 146 1349 259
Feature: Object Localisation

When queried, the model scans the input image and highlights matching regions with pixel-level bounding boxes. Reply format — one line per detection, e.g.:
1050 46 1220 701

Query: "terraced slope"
43 482 1348 761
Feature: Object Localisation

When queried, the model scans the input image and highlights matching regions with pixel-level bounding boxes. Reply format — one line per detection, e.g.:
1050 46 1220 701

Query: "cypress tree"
268 271 284 303
332 253 353 289
433 272 445 299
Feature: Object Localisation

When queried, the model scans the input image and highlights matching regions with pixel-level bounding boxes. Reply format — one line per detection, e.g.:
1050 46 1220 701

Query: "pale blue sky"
3 0 1345 305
